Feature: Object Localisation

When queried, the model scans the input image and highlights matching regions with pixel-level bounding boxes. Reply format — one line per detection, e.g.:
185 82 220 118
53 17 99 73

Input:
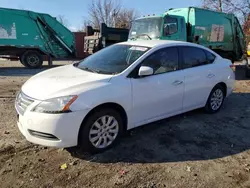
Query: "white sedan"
15 40 235 153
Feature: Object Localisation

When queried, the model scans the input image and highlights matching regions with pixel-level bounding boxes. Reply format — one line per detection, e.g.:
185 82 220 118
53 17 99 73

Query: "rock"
1 169 12 175
38 158 45 162
33 174 38 178
4 130 10 134
69 160 78 166
245 168 250 172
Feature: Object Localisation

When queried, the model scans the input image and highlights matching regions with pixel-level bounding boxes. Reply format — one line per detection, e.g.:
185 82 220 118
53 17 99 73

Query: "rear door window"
181 46 208 69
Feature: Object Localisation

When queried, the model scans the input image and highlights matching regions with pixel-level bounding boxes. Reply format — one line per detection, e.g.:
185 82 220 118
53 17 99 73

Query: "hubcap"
27 55 39 66
210 89 223 111
89 115 119 149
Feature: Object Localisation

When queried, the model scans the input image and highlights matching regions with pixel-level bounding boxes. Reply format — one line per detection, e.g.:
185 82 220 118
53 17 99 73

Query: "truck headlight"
32 95 78 113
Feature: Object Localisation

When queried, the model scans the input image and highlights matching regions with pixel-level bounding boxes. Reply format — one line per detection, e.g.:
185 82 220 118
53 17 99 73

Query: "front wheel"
205 85 225 113
78 108 124 153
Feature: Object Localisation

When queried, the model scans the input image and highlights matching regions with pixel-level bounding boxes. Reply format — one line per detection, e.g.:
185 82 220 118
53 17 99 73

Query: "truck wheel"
21 51 43 68
19 58 26 66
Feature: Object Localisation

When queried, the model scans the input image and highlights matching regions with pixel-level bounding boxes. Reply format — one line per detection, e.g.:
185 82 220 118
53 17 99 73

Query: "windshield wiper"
130 33 152 40
80 66 116 75
80 66 100 74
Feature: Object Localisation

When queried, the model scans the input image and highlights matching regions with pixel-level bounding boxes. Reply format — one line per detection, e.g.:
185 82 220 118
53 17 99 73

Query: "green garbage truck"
0 7 76 68
129 7 247 64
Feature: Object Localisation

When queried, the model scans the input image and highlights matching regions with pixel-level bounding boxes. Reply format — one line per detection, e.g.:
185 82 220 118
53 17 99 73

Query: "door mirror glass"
138 66 154 76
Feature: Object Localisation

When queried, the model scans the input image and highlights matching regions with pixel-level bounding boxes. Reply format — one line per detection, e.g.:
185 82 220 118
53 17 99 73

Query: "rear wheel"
205 85 225 113
21 50 43 68
78 108 124 153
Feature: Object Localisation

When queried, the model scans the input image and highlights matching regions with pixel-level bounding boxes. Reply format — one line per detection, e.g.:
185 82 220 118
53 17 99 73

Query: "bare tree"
223 0 250 23
203 0 223 12
243 14 250 43
57 15 69 27
202 0 250 24
86 0 139 29
116 8 139 28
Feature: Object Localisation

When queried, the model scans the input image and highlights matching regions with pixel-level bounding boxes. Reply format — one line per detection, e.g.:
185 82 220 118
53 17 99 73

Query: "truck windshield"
129 17 163 39
77 44 150 74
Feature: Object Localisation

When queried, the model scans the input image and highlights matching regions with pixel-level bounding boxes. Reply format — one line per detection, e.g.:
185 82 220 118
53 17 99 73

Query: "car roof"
119 40 220 57
120 40 188 48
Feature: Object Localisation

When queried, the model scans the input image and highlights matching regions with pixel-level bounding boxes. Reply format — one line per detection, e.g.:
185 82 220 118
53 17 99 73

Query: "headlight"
32 95 78 113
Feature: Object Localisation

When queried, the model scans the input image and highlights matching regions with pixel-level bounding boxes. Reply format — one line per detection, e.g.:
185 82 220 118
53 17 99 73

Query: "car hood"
21 64 113 100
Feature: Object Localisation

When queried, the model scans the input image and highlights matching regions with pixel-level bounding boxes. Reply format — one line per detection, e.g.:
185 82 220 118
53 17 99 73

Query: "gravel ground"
1 60 250 188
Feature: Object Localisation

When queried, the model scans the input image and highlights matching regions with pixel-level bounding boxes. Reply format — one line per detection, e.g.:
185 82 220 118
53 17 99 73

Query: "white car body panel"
131 70 184 126
15 40 235 148
22 64 113 100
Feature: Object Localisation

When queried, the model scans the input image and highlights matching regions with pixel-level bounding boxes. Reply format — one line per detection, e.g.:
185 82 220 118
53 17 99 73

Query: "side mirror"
138 66 153 77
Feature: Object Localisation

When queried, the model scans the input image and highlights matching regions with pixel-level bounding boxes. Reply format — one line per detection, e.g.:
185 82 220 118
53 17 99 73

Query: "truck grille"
15 92 34 115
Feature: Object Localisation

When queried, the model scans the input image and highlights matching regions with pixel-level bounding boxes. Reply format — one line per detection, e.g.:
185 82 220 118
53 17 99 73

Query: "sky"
0 0 202 31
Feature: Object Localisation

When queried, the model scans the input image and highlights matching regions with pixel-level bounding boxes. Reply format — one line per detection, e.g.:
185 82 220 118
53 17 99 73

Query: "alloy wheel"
210 89 224 111
89 115 119 149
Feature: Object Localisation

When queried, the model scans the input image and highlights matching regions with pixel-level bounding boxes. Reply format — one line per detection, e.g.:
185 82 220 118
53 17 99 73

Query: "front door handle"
172 80 183 86
207 73 215 78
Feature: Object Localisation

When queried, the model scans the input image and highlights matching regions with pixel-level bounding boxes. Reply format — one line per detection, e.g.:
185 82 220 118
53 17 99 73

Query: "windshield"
77 44 150 74
129 17 163 39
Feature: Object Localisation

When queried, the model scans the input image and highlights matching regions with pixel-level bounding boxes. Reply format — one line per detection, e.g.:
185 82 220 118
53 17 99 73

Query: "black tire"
78 108 124 153
19 58 25 66
21 50 43 68
246 66 250 78
205 85 225 113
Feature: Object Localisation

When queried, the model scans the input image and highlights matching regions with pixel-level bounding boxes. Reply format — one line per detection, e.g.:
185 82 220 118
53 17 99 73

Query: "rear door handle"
172 80 183 85
207 73 215 78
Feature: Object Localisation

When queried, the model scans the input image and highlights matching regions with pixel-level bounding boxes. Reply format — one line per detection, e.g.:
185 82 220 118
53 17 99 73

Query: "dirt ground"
1 60 250 188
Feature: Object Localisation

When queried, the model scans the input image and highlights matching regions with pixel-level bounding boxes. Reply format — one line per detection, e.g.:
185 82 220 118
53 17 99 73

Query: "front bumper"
17 110 86 148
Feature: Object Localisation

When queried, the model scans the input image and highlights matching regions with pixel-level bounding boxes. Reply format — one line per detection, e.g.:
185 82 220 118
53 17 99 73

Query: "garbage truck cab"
129 7 247 63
